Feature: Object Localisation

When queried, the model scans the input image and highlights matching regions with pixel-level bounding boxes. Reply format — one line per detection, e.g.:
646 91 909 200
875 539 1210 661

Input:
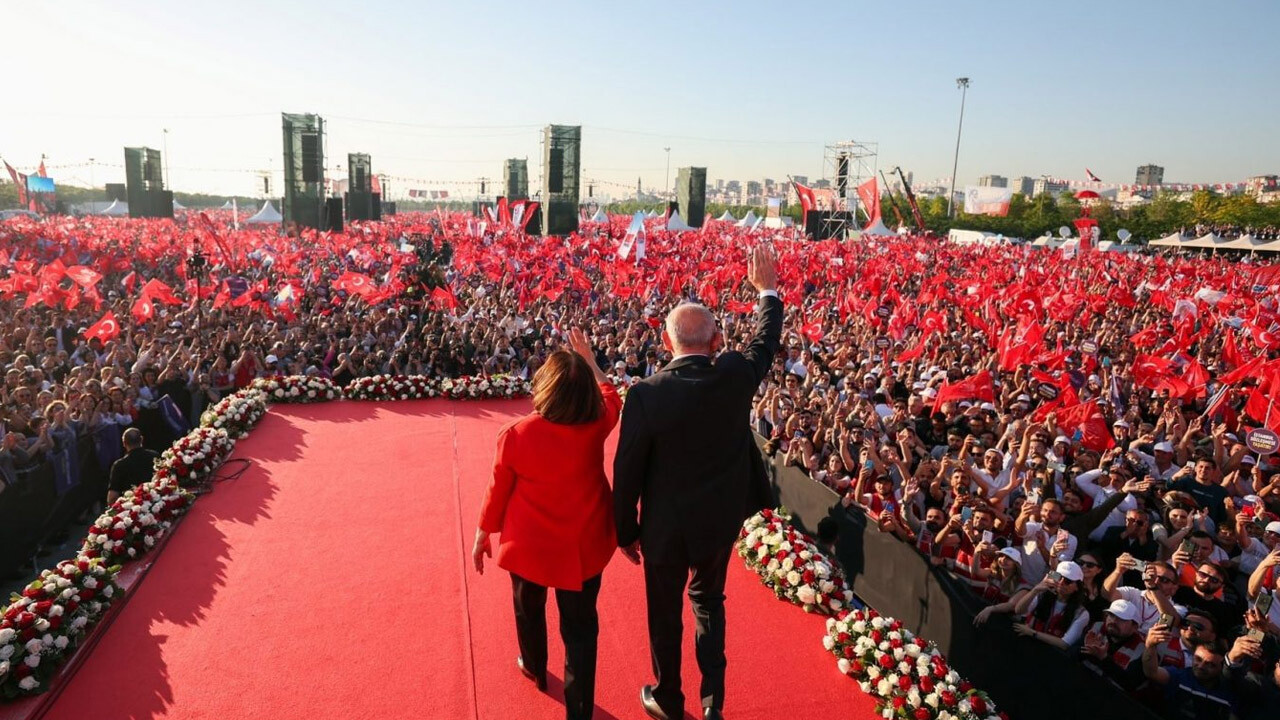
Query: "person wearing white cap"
1130 439 1182 482
1011 560 1091 649
971 547 1031 626
1080 599 1146 689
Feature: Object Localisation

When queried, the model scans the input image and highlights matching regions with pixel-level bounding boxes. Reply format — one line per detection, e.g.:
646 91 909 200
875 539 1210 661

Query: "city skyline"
3 0 1277 198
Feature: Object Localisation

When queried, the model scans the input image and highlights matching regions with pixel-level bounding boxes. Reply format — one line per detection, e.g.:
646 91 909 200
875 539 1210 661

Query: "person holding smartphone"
1011 561 1090 650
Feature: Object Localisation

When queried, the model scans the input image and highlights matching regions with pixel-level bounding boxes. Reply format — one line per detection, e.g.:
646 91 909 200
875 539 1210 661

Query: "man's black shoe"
516 656 546 691
640 685 670 720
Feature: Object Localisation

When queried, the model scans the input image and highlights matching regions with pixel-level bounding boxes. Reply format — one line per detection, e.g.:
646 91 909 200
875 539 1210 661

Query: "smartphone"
1057 529 1070 544
982 530 994 544
1133 559 1148 572
961 506 974 524
1027 490 1041 506
1157 612 1177 630
1179 537 1197 556
1047 571 1062 583
863 459 875 471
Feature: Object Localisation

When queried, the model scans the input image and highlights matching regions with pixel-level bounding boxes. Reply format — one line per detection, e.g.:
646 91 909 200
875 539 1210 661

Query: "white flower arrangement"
199 388 268 438
154 426 235 486
80 477 195 564
253 375 340 403
0 556 121 698
823 608 1002 720
737 508 852 615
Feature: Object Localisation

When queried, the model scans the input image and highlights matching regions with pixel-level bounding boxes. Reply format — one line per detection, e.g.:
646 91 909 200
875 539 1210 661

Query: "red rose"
109 528 127 540
970 696 987 714
803 570 816 584
843 646 856 659
5 606 20 621
893 696 906 709
33 601 52 616
20 628 36 642
17 612 35 628
890 638 904 649
850 660 863 674
837 632 850 643
22 586 42 599
878 653 895 669
14 662 32 679
940 690 957 706
871 630 884 644
898 675 913 691
49 615 62 630
919 677 934 693
80 589 96 601
959 681 974 693
914 709 932 720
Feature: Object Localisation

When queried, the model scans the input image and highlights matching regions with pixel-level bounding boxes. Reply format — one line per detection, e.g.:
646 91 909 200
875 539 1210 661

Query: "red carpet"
42 401 876 720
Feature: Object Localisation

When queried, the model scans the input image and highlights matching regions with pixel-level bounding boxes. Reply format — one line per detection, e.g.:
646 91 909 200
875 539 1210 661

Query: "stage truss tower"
823 140 878 220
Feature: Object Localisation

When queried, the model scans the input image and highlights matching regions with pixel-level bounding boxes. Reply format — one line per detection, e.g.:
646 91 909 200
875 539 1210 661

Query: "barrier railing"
758 435 1163 720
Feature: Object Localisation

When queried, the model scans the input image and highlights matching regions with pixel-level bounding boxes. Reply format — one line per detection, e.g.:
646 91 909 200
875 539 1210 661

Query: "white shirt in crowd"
1021 521 1078 585
1115 585 1187 635
1130 448 1182 482
1073 469 1140 542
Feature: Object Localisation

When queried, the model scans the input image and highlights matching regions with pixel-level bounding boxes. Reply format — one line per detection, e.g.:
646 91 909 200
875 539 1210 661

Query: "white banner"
963 186 1013 216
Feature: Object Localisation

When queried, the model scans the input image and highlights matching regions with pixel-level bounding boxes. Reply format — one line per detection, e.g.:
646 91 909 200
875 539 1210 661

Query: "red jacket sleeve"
478 426 517 533
598 382 622 433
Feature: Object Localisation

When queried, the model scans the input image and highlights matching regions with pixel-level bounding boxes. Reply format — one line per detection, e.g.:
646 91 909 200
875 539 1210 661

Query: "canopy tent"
219 200 235 210
245 201 282 224
645 210 659 218
666 211 693 231
589 208 608 223
99 199 129 216
736 210 759 228
716 210 736 222
1181 232 1234 250
173 199 186 211
1149 232 1188 247
1218 235 1280 252
861 217 896 236
1031 234 1064 247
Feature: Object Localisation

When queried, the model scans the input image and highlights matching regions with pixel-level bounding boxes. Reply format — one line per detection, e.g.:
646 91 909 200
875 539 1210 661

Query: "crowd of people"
0 209 1279 717
1189 223 1280 241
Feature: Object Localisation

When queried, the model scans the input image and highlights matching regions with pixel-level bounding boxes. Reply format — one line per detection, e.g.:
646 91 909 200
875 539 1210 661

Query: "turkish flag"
430 286 458 310
856 177 881 226
932 370 995 414
142 278 183 305
65 265 103 287
1245 386 1280 433
1054 400 1116 452
84 311 121 342
792 180 816 215
336 271 375 297
131 296 154 324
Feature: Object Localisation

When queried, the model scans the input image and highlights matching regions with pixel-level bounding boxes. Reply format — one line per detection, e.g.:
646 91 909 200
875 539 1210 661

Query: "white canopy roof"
173 199 186 210
646 210 659 218
666 211 693 231
861 217 896 236
245 201 282 224
1181 232 1234 249
590 208 608 223
736 210 758 228
717 210 736 221
219 200 235 210
1149 232 1187 247
99 199 128 216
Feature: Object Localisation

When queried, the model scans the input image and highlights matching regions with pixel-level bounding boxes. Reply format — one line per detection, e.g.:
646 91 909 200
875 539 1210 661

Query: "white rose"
274 389 285 398
0 645 12 661
0 659 8 676
24 639 43 655
18 676 38 691
24 653 40 669
925 692 940 708
0 628 15 643
859 681 872 693
836 658 851 674
958 700 971 715
797 586 817 605
785 571 801 587
53 636 69 650
822 634 836 651
877 679 892 696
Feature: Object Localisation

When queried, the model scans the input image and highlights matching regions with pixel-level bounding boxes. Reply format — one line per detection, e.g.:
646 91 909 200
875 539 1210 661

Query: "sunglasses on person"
1195 570 1223 585
1183 620 1208 632
1125 517 1147 525
1076 560 1100 569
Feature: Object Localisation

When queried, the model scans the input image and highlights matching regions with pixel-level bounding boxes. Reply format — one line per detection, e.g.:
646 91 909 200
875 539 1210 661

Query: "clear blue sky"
4 0 1277 198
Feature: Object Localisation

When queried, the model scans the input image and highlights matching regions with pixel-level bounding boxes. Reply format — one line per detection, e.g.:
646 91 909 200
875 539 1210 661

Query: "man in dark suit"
107 428 158 504
614 244 782 720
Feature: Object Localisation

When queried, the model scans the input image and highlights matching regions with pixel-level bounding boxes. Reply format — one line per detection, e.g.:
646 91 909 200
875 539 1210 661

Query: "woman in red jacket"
473 328 622 720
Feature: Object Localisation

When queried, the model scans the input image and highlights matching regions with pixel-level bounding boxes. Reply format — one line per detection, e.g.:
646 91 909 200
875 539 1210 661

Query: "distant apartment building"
1032 178 1069 197
1136 164 1164 185
977 175 1008 188
1012 176 1035 196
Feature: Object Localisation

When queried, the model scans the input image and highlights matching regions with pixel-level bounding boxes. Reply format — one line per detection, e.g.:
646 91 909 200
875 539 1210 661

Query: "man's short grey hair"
122 427 143 448
665 303 716 350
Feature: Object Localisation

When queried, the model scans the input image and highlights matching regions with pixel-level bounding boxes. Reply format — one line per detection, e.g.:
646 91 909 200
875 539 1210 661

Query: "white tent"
590 208 608 223
736 210 759 228
716 210 736 222
245 201 282 224
99 199 129 216
861 217 897 236
173 199 186 211
666 211 693 231
1182 232 1234 250
219 200 234 210
1149 232 1188 248
646 210 659 218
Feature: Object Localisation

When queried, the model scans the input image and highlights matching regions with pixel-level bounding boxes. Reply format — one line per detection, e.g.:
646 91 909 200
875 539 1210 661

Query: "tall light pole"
947 77 970 218
162 128 171 190
663 147 672 200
